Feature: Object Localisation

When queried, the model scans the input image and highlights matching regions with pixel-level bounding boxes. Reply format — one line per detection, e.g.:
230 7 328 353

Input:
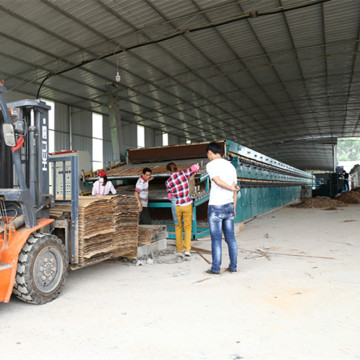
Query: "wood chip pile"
291 196 347 208
337 190 360 204
50 195 139 267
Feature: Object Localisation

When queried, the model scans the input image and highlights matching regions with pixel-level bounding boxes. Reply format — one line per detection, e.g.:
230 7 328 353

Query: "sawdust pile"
292 196 347 208
337 190 360 204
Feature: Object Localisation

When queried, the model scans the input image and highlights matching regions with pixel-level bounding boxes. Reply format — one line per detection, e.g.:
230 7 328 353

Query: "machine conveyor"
88 140 314 239
94 157 210 239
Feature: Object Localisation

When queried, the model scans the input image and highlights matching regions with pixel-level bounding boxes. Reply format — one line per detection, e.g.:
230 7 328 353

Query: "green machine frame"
225 140 314 223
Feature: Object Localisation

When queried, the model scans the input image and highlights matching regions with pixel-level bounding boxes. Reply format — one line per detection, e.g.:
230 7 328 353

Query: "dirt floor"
1 204 359 359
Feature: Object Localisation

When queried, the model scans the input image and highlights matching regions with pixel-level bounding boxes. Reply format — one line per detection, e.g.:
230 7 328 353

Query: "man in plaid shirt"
166 162 200 256
166 169 194 205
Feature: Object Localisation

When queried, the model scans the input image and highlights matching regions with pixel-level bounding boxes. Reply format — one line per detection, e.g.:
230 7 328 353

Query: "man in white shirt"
135 167 153 224
205 142 240 275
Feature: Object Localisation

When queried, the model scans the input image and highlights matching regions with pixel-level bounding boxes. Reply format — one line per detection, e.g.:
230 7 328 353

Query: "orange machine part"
0 218 54 303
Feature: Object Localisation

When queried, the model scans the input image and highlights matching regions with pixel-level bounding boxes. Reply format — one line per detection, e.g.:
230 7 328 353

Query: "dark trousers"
140 207 152 224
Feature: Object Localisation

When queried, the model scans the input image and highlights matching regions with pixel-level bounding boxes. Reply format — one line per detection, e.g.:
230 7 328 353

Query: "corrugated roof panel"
198 0 244 23
129 44 189 76
217 61 245 77
250 14 294 53
1 3 98 53
1 0 359 170
186 31 238 65
273 61 303 84
60 2 134 38
155 36 212 69
0 55 36 81
200 76 239 94
217 21 267 58
286 6 323 48
324 0 360 42
149 0 201 24
0 24 74 66
239 0 279 13
244 61 280 85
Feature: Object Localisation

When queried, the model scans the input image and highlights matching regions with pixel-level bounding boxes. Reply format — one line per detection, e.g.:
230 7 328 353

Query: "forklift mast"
0 86 51 227
1 86 69 305
0 113 13 189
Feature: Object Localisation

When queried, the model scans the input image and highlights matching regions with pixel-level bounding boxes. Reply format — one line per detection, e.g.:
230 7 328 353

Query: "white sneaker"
184 251 191 257
174 250 184 257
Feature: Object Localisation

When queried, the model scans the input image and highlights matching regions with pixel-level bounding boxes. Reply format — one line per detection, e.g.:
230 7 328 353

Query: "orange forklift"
0 85 68 304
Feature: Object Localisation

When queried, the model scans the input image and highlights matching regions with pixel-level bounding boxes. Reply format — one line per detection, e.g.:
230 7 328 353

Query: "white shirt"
135 176 149 207
92 179 117 196
206 158 237 205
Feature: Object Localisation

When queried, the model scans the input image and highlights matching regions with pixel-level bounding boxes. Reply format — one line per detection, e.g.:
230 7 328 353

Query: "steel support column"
107 90 123 163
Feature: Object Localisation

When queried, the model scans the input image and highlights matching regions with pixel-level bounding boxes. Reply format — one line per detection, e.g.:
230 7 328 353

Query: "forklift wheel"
13 233 68 304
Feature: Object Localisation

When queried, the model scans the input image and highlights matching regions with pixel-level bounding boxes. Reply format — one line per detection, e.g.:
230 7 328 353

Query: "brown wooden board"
138 225 168 245
126 141 223 164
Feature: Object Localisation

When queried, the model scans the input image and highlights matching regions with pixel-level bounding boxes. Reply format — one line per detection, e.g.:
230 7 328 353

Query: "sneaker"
184 251 191 257
205 269 220 275
174 250 184 256
226 268 237 273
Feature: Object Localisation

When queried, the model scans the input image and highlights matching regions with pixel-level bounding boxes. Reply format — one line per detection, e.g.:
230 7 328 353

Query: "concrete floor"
1 204 359 359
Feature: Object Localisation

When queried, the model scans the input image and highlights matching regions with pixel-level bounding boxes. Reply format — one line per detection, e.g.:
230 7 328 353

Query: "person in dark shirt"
343 170 349 191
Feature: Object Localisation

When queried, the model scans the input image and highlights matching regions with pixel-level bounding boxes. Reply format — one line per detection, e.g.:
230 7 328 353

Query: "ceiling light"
115 55 121 82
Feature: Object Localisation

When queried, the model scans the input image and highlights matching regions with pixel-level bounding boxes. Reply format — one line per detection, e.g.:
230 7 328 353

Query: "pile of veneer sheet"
50 195 139 268
111 195 140 259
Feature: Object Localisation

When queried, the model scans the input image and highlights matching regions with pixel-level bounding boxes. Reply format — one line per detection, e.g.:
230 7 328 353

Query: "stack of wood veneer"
50 195 139 268
111 195 140 259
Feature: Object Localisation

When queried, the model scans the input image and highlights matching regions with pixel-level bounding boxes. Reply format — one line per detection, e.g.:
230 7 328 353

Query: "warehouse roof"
1 0 359 170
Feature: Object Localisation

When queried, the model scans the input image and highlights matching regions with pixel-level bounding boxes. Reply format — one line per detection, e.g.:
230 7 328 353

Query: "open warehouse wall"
71 111 93 156
145 127 156 148
53 102 70 151
2 90 169 169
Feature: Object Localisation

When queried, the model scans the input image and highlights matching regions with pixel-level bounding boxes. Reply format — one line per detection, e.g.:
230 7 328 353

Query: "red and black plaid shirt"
165 167 195 205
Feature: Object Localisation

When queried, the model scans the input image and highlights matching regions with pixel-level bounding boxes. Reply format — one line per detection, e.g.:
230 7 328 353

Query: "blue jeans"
171 198 179 225
208 203 238 273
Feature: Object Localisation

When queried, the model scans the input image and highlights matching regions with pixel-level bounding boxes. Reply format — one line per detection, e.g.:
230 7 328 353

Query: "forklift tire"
13 233 68 304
